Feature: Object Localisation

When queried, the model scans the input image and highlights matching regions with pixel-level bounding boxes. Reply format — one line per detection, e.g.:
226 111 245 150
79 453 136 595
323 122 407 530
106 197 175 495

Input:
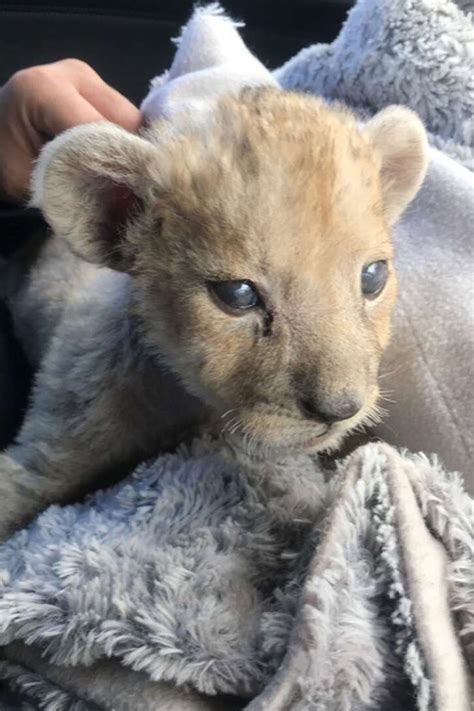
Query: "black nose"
300 393 362 423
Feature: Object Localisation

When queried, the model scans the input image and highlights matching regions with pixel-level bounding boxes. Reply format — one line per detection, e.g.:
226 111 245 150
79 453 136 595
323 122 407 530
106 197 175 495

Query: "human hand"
0 58 141 203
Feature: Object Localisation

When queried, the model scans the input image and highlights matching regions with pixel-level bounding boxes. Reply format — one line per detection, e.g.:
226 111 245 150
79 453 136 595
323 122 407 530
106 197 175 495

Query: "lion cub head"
32 88 427 457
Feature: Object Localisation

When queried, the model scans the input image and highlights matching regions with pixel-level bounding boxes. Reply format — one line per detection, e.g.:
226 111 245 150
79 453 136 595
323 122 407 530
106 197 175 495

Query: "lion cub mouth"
216 408 355 460
214 391 384 459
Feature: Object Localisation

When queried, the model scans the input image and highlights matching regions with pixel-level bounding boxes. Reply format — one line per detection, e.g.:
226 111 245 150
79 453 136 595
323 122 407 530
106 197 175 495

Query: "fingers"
0 58 141 203
36 84 105 136
43 59 141 133
76 71 142 132
32 59 141 135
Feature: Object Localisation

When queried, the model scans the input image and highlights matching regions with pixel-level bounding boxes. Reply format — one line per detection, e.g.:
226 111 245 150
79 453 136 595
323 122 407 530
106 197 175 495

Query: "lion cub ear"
364 106 428 226
30 122 160 271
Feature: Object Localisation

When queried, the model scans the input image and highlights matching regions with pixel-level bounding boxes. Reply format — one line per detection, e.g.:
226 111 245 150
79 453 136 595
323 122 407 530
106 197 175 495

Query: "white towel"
141 5 276 126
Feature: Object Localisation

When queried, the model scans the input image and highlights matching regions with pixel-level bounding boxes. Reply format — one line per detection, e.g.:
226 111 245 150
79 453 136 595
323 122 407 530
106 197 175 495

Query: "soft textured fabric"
377 150 474 487
141 4 276 123
275 0 474 488
0 439 472 711
0 2 473 709
275 0 474 171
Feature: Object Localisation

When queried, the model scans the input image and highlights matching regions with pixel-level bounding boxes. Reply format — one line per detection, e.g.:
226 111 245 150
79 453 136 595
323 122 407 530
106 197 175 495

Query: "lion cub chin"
1 87 428 539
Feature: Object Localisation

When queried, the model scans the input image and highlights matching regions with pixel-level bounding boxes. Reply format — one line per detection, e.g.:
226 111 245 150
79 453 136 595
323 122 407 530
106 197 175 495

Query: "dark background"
0 1 353 103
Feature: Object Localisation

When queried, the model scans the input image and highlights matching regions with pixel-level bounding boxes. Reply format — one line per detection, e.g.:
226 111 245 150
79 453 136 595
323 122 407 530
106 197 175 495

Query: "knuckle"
9 68 34 93
7 58 94 97
9 65 49 94
61 57 92 74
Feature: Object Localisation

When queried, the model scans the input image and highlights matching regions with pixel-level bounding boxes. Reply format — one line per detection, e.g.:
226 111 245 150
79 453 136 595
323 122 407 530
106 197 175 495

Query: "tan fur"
0 88 427 540
32 88 428 457
126 89 426 453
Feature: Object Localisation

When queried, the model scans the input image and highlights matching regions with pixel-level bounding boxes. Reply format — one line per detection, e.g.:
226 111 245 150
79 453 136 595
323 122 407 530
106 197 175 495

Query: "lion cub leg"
0 399 142 543
0 328 194 542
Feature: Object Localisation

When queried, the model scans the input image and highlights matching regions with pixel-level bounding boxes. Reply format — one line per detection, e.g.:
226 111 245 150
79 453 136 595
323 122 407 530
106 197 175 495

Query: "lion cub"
0 88 427 539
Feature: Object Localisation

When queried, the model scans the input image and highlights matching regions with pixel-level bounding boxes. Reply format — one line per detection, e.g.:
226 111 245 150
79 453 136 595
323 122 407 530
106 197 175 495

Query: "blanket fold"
0 441 472 710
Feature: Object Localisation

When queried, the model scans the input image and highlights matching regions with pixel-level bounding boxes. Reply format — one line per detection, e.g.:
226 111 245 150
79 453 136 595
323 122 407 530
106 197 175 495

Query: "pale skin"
0 58 140 203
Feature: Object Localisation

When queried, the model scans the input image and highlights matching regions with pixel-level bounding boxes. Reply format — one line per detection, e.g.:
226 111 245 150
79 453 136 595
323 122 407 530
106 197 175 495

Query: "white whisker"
220 408 237 421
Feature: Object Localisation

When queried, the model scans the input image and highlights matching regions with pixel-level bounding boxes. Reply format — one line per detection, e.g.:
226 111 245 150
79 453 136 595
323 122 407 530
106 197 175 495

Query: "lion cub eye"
208 280 260 314
361 260 388 299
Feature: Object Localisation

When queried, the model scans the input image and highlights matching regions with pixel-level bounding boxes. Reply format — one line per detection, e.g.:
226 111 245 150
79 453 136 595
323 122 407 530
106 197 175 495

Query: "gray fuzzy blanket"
275 0 474 171
1 0 473 709
0 441 472 710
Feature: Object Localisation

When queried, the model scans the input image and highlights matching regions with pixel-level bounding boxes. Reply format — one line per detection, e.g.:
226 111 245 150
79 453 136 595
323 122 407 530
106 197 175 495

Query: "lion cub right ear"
30 122 161 271
364 106 428 226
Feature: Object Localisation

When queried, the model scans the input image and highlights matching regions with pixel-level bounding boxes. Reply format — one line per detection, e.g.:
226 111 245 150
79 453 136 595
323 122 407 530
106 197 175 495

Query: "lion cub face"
33 88 427 457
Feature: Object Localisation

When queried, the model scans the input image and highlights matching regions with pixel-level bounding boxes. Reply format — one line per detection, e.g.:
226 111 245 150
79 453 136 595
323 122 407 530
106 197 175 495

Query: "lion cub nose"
299 392 362 424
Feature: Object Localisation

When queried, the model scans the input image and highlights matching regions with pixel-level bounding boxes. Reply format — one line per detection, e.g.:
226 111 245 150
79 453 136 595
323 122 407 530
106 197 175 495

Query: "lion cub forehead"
149 87 377 172
215 90 383 223
148 87 385 256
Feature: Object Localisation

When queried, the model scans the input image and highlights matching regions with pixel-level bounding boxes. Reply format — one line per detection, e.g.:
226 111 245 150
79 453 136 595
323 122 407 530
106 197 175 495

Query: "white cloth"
141 5 276 125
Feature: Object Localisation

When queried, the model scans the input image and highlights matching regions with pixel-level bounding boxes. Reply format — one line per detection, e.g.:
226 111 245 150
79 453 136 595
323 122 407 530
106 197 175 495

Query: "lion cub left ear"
30 122 161 271
364 106 428 226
